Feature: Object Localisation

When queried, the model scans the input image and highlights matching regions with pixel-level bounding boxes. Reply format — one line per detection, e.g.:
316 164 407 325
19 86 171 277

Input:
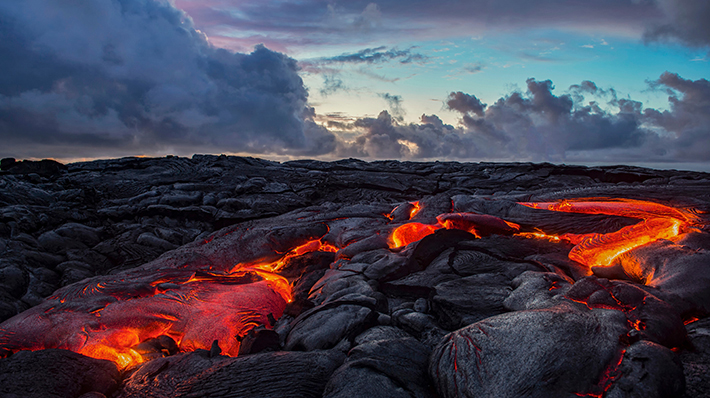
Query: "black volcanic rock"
0 159 66 177
0 158 15 171
681 317 710 398
117 349 345 398
323 326 434 398
285 302 378 351
0 155 709 398
608 340 685 398
429 303 631 398
0 349 120 398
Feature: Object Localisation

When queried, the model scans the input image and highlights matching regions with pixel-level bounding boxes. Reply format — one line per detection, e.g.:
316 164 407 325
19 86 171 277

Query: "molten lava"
565 218 682 268
0 197 700 373
390 223 441 248
519 198 699 269
409 201 422 219
388 212 520 248
0 238 337 370
518 198 699 223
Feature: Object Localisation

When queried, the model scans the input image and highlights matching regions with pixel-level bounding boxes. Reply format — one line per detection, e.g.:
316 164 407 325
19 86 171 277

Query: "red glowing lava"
0 197 700 371
0 238 337 369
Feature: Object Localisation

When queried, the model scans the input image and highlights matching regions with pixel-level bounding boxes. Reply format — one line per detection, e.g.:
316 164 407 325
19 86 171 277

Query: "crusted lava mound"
1 156 709 398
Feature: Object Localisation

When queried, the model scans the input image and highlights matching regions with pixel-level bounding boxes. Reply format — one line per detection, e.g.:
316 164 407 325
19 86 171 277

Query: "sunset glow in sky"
0 0 708 170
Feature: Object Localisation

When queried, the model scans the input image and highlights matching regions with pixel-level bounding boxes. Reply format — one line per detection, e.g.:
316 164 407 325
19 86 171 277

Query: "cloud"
444 63 486 79
298 46 425 97
174 0 664 52
446 92 486 117
644 0 710 48
378 93 405 120
462 64 485 74
335 111 468 159
174 1 709 58
329 73 709 164
320 74 347 97
315 46 427 65
0 0 335 159
644 72 710 160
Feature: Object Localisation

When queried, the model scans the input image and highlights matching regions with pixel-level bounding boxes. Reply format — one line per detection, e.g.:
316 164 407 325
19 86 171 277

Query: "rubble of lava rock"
0 155 709 398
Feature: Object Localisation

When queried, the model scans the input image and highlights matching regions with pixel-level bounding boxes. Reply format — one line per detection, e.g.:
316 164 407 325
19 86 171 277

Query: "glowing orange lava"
238 239 339 302
566 218 682 268
390 222 441 248
516 232 562 242
518 198 699 223
409 201 422 219
0 239 338 370
519 198 699 269
388 211 520 248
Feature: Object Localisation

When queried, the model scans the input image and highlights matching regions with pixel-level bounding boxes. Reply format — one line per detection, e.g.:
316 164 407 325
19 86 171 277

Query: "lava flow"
389 197 700 276
518 198 701 268
0 197 700 372
389 212 520 248
0 238 336 370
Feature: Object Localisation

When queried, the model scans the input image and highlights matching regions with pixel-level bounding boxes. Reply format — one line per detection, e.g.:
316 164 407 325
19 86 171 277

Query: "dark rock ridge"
0 155 709 398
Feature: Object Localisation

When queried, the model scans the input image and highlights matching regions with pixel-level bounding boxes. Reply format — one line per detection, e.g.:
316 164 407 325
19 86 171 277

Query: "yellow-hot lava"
409 201 422 219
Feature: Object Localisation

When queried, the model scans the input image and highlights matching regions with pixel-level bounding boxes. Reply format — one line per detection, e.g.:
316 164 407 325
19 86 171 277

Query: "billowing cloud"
0 0 335 159
644 72 710 160
327 73 709 164
446 92 486 117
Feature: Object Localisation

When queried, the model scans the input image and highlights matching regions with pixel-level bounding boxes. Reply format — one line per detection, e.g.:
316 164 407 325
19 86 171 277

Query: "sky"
0 0 709 170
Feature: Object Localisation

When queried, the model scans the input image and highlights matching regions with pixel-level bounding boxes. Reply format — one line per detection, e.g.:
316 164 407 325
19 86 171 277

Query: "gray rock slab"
0 349 119 398
324 326 434 398
429 303 630 398
285 303 376 351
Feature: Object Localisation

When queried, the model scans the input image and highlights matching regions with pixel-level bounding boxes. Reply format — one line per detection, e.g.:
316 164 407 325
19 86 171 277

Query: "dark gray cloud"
321 46 427 65
644 72 710 160
644 0 710 48
0 0 335 159
175 1 710 59
337 111 468 159
330 73 709 164
175 0 665 51
446 92 486 117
